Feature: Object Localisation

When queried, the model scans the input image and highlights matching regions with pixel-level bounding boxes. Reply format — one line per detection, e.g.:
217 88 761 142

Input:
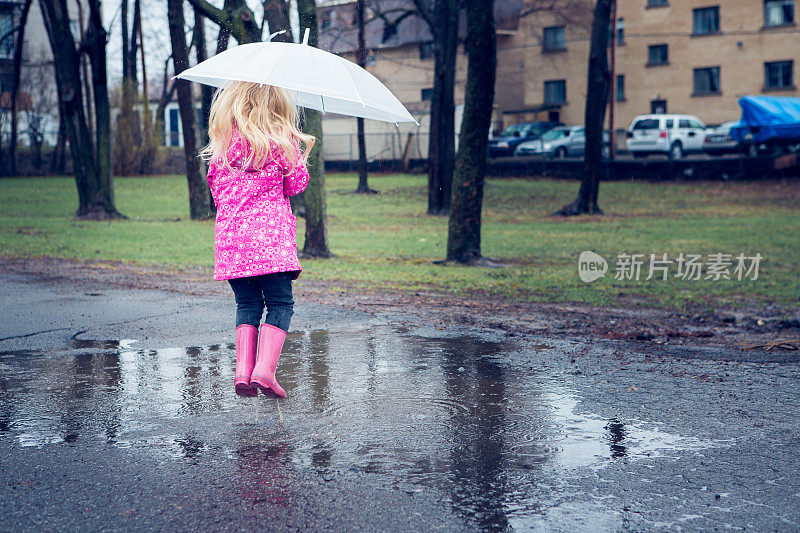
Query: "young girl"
201 81 314 399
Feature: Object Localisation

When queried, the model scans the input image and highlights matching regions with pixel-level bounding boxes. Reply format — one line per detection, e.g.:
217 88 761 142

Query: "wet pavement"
1 273 799 531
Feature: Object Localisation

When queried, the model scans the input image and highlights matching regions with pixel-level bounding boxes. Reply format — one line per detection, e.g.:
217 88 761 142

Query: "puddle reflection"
0 326 719 528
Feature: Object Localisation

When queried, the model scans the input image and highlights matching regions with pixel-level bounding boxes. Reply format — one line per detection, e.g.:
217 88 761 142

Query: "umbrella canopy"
176 30 418 125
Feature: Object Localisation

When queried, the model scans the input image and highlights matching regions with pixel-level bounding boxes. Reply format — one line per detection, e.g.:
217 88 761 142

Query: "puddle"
0 326 723 528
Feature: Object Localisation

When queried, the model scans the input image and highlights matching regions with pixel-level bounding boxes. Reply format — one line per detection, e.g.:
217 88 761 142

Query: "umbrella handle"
302 28 310 45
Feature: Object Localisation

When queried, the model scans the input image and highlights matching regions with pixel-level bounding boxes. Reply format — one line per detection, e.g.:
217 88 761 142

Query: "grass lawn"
1 173 798 310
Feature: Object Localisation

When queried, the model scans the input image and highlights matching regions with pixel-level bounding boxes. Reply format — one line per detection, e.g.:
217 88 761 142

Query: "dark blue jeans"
228 271 294 332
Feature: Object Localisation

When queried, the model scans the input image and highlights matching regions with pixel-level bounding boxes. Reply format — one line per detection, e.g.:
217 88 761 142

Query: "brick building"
525 0 800 131
317 0 526 161
318 0 800 158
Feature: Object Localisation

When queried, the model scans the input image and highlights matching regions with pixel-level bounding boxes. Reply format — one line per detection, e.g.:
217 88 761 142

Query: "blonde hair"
200 81 315 172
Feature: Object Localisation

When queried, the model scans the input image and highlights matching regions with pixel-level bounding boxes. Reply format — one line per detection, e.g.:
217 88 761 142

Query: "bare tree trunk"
156 56 175 128
32 136 42 168
86 0 114 206
426 0 458 215
354 0 375 193
193 9 214 209
39 0 122 219
297 0 330 258
80 56 94 135
446 0 496 264
355 117 374 192
9 0 32 176
214 0 234 54
552 0 612 217
50 113 66 174
168 0 214 220
51 65 67 175
116 0 140 175
137 4 155 174
193 10 213 146
263 0 293 41
129 0 140 85
121 0 130 80
76 3 94 137
300 109 329 257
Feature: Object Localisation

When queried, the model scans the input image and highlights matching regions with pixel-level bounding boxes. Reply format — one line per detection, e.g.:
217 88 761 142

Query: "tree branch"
364 6 412 24
409 0 433 28
185 0 255 43
185 0 227 24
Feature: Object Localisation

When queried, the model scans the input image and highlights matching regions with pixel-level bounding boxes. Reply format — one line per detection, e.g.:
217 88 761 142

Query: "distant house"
0 0 57 147
162 99 204 148
0 0 77 148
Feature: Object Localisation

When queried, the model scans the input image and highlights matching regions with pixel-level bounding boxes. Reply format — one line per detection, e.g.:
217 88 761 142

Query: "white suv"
626 114 707 159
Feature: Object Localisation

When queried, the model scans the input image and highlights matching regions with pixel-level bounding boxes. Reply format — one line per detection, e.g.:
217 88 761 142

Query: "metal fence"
322 132 431 164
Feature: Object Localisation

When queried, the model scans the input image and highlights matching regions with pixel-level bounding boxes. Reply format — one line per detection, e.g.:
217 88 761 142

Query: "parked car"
515 126 611 159
565 128 612 159
487 121 562 158
704 120 741 155
515 126 578 157
626 114 707 159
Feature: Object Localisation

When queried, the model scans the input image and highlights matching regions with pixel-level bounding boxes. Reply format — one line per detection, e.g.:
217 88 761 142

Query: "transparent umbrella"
176 29 418 125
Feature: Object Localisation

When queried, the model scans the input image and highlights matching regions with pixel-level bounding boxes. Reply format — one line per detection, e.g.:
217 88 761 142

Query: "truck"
729 96 800 157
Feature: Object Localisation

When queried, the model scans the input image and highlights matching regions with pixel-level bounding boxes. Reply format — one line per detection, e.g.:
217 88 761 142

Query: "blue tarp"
730 96 800 143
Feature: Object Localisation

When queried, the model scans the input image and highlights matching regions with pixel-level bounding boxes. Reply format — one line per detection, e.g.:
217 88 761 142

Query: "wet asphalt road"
1 272 799 531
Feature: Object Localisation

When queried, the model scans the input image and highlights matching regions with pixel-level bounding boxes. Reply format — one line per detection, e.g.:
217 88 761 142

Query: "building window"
320 11 332 30
0 12 13 58
765 60 794 89
616 74 625 101
609 18 624 45
694 67 721 95
647 44 669 65
693 6 720 35
419 41 434 60
544 80 566 105
764 0 794 26
0 71 12 92
168 108 179 147
543 26 566 51
382 21 398 43
421 87 433 101
651 100 667 114
647 0 669 7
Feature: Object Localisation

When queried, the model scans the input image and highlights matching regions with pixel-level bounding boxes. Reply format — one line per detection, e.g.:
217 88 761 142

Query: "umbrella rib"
259 44 295 87
338 58 367 109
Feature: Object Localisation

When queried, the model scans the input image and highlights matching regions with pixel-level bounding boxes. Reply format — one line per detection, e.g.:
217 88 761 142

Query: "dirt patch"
2 256 798 352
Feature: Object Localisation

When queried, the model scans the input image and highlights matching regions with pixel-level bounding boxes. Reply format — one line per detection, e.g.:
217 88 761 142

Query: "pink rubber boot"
250 324 287 399
234 324 258 397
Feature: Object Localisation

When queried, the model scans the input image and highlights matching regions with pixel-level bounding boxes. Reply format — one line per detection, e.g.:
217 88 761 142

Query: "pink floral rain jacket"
207 126 309 281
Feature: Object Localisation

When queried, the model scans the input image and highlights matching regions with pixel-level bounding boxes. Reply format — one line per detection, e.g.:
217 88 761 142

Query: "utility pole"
608 0 617 159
